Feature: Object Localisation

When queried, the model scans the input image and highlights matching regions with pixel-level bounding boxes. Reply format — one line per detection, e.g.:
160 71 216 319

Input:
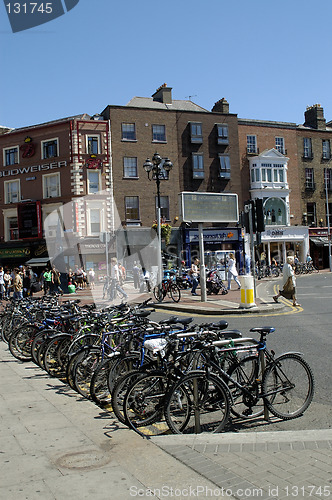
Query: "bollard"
239 275 256 308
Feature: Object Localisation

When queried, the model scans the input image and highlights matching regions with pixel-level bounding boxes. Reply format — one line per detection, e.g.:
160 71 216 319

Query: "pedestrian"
22 266 32 297
273 255 301 307
110 257 128 302
227 253 241 290
13 268 23 300
88 268 95 289
3 269 11 299
43 267 52 295
190 258 200 296
119 262 126 286
133 261 140 290
51 266 62 294
0 267 5 300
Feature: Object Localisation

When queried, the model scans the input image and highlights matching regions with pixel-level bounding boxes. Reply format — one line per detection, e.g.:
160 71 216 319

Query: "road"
151 272 332 433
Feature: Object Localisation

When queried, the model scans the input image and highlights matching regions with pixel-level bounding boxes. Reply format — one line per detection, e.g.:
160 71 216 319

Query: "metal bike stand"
259 349 270 421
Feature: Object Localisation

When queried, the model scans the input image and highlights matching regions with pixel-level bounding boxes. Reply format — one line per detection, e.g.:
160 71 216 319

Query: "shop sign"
309 228 328 237
0 160 67 178
0 247 31 258
186 229 239 244
17 201 42 239
179 192 238 223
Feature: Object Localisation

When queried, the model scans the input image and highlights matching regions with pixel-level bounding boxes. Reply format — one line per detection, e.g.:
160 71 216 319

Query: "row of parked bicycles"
0 295 315 436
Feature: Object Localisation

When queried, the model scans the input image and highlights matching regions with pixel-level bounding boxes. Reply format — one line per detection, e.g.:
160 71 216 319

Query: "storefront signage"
309 229 328 237
0 160 67 178
186 229 239 244
0 247 31 258
20 136 36 158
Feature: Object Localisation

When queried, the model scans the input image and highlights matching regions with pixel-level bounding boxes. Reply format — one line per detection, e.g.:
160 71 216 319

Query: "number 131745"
6 3 53 14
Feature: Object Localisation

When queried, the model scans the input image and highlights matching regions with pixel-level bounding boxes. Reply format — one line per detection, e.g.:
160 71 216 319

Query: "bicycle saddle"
250 327 275 334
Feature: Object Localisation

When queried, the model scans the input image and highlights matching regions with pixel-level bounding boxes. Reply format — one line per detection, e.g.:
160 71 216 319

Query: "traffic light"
243 199 265 233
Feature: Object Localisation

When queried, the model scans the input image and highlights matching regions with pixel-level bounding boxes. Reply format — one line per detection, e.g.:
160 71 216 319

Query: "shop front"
183 227 244 270
309 228 331 269
260 226 309 265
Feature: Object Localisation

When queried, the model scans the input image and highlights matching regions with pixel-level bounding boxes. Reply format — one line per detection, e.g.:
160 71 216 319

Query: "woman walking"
227 253 241 290
273 255 301 307
190 258 200 296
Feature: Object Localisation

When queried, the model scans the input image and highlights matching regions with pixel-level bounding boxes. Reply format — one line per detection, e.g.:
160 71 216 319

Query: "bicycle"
164 326 315 434
153 275 181 303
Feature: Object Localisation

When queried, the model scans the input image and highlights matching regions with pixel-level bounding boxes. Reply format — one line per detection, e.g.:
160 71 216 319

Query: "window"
217 124 229 145
306 203 316 227
125 196 140 221
4 146 18 166
190 122 203 143
87 135 100 155
152 125 166 142
87 170 101 193
324 168 332 191
42 138 58 159
156 196 170 220
4 180 20 204
219 155 231 179
123 157 138 178
247 135 257 154
261 163 272 182
43 173 61 198
303 138 312 159
275 137 285 154
305 168 315 189
192 153 204 178
89 208 101 234
255 169 260 182
8 217 19 240
122 123 136 141
322 140 331 160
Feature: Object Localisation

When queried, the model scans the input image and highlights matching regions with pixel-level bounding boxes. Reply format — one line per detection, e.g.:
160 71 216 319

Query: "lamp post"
143 152 173 286
324 170 332 272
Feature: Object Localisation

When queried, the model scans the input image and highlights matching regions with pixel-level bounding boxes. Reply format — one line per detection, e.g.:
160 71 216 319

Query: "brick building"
102 85 244 266
0 115 113 271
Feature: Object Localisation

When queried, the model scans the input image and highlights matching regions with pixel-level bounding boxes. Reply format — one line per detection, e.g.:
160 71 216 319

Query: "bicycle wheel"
164 370 231 434
44 334 72 378
226 355 264 419
123 371 170 437
170 283 181 303
90 355 120 406
8 325 38 361
111 369 146 424
153 285 164 303
262 353 315 420
73 347 102 398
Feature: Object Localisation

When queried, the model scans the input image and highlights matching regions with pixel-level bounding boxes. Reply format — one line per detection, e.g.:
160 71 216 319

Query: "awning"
25 257 50 267
310 237 329 247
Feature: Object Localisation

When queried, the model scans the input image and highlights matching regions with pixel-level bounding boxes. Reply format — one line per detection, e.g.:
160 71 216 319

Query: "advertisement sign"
179 192 238 223
17 201 42 239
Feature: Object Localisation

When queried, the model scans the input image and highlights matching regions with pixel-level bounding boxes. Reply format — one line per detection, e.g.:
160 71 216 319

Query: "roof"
126 97 208 112
3 114 92 135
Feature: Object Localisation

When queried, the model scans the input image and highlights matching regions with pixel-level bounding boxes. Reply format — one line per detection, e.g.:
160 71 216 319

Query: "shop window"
264 198 287 226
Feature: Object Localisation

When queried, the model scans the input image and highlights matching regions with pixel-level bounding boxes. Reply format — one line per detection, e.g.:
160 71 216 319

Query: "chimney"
304 104 326 130
152 83 172 104
212 98 229 114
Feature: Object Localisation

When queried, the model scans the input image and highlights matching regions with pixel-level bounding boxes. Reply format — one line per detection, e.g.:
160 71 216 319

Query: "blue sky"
1 0 332 129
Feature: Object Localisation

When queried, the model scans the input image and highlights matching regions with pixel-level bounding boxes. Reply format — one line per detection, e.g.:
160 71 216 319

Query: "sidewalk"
1 279 331 500
1 344 331 500
56 277 285 316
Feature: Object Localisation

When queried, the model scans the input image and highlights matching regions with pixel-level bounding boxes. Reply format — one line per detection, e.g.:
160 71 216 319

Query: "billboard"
17 201 42 239
179 192 238 223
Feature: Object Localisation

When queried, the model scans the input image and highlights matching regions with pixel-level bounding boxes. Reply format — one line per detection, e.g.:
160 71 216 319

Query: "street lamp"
143 152 173 286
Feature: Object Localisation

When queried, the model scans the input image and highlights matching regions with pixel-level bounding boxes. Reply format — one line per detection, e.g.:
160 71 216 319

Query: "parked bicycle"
153 273 181 303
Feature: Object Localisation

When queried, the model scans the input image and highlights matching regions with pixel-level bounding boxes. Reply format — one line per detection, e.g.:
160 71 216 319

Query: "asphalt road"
151 272 332 433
